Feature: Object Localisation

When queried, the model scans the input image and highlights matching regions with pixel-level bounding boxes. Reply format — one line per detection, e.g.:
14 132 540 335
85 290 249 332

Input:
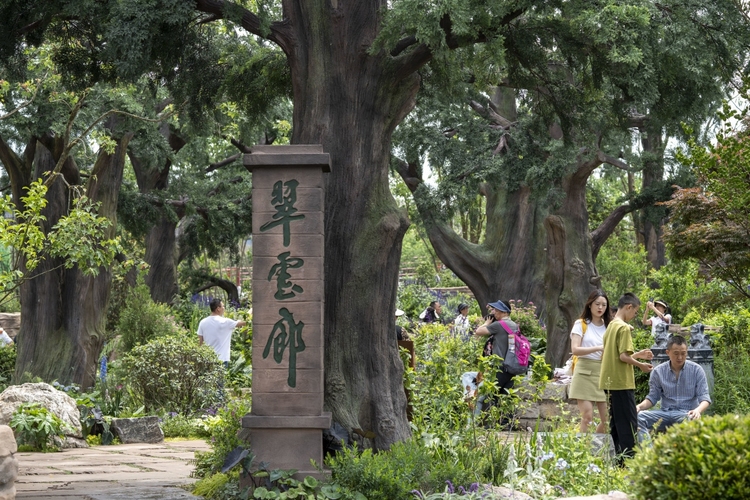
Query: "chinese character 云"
268 251 304 300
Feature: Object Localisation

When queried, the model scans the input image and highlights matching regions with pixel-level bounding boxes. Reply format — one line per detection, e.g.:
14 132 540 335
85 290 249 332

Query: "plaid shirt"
646 360 711 411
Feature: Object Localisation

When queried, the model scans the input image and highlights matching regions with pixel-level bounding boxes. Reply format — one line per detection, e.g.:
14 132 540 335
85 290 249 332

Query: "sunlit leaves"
0 179 120 304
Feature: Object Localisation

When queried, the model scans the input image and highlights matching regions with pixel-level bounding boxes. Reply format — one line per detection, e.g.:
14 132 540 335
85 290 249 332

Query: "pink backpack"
499 320 531 374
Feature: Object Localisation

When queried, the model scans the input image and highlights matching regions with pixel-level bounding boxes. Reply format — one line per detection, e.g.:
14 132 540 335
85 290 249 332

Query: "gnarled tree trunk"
128 125 186 304
11 133 130 388
279 1 417 450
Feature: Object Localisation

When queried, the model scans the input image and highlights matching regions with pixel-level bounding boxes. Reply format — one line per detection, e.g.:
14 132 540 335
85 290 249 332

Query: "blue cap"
487 300 511 313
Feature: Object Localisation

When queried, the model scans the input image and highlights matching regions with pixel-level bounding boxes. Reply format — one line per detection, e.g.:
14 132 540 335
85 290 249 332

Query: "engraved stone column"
242 145 331 477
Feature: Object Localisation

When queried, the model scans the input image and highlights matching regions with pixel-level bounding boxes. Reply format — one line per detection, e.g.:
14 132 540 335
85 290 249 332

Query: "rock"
111 416 164 444
0 455 17 485
0 482 14 500
482 485 534 499
0 427 16 457
0 382 85 449
0 424 17 498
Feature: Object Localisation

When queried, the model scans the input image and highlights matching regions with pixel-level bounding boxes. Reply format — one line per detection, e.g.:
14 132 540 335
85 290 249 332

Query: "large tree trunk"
13 134 130 388
640 127 667 270
405 154 602 367
280 1 415 450
128 125 185 304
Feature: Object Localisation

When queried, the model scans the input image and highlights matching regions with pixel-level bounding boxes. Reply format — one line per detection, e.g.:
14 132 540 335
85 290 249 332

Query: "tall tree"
393 0 748 366
3 0 746 447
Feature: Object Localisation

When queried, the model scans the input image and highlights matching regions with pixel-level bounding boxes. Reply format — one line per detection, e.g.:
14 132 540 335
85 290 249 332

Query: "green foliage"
0 180 119 306
192 472 231 499
629 414 750 500
596 234 648 302
501 432 627 498
123 334 224 414
192 398 251 479
117 277 180 352
631 328 653 404
666 87 750 301
397 283 434 320
160 413 212 439
10 402 67 452
326 440 460 500
711 345 750 416
0 343 16 391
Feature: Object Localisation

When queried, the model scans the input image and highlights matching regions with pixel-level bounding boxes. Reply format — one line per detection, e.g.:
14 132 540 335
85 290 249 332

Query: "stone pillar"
650 323 714 393
242 145 331 477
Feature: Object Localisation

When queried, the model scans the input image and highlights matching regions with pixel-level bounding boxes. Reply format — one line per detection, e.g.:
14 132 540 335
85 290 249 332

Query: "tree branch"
590 202 634 259
597 151 634 172
194 0 291 52
391 9 526 80
205 153 241 173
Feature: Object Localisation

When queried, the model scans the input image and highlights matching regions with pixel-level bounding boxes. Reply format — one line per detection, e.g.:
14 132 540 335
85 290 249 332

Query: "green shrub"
10 403 67 451
0 343 16 391
326 440 435 500
192 398 251 479
118 278 180 352
711 346 750 415
123 335 224 414
629 414 750 500
160 413 211 439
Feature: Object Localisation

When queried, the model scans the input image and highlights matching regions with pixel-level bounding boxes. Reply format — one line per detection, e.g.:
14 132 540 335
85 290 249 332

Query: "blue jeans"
637 409 688 442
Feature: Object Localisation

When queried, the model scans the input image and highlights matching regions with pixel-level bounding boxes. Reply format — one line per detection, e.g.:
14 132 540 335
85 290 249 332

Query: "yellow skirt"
568 357 606 402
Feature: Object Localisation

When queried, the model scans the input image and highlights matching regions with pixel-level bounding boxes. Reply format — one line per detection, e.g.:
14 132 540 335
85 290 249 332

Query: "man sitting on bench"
636 335 711 441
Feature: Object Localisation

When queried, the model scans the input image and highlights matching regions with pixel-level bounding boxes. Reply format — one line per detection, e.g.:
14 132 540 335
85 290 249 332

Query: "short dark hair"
209 298 223 312
429 301 438 308
618 293 641 309
667 335 687 350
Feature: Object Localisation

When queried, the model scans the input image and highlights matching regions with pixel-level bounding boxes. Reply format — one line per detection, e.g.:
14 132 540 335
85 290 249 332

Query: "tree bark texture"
640 128 666 270
276 0 415 450
12 134 130 388
128 125 185 304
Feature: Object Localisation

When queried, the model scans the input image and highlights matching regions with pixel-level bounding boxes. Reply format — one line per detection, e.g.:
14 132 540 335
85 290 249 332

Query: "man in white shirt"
0 327 12 346
197 299 247 367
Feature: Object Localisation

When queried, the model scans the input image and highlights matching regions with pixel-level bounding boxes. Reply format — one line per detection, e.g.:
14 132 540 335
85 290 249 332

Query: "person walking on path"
568 290 612 433
599 293 653 464
197 298 247 367
636 335 711 441
642 299 672 337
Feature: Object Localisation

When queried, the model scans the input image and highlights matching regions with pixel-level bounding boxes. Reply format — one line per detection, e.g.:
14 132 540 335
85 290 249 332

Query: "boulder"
111 416 164 444
0 382 85 448
0 425 17 500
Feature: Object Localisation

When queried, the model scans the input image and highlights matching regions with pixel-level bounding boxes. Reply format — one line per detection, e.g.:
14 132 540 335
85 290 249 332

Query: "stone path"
16 440 210 499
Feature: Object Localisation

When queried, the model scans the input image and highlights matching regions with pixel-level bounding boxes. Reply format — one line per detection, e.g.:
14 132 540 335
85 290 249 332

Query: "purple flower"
555 458 569 470
446 480 454 494
411 490 423 499
541 451 555 461
469 482 479 493
458 486 466 494
587 463 602 474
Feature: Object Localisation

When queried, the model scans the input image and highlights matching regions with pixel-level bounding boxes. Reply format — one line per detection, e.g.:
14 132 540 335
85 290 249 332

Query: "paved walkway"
16 440 210 499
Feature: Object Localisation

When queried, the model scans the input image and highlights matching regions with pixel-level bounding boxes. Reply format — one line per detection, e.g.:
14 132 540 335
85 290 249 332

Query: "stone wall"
516 381 578 431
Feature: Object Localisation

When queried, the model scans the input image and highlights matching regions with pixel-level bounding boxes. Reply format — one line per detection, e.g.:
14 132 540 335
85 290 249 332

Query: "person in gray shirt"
636 335 711 440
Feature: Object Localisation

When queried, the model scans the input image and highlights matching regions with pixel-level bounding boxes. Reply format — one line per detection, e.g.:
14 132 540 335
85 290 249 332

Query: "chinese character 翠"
262 307 306 387
259 179 305 246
